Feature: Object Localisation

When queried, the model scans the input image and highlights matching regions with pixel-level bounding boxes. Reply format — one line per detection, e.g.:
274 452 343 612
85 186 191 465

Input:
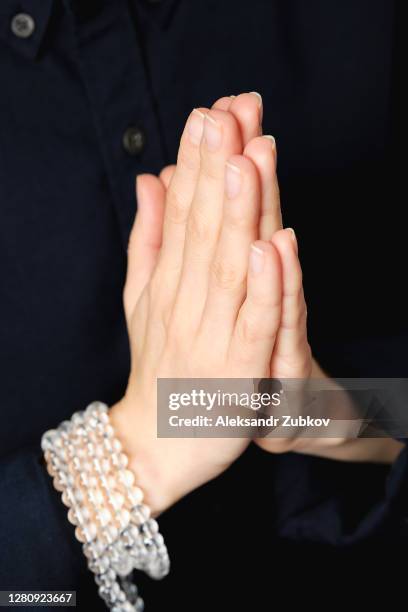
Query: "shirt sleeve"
0 441 101 607
268 442 408 546
270 331 408 546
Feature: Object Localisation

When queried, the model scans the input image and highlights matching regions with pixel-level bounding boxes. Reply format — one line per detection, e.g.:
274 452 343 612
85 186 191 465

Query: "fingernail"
286 227 298 252
250 91 263 125
230 95 236 99
250 91 262 108
187 109 205 145
225 162 241 199
263 135 276 147
204 114 222 151
250 243 265 275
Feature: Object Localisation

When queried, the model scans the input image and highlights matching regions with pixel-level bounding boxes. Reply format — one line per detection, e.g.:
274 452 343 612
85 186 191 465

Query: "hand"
130 93 402 467
111 93 287 515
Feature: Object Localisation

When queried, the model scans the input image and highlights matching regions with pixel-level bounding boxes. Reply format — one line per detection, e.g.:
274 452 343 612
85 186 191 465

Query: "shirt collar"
0 0 54 60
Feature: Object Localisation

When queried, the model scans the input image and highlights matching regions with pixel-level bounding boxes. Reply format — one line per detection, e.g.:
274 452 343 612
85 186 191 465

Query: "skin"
110 93 402 516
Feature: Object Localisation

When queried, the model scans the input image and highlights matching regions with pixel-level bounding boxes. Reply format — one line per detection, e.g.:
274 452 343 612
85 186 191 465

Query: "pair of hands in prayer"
110 93 401 516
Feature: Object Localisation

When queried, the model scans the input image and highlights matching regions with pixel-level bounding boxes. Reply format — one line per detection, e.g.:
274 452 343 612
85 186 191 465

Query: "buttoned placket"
64 0 168 249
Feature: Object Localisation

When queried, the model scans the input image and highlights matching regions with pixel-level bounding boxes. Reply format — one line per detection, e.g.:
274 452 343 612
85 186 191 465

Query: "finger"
244 135 282 241
172 109 243 330
124 174 166 319
230 240 282 373
228 92 263 145
212 95 235 111
159 164 176 189
271 228 311 376
200 155 261 344
156 107 207 284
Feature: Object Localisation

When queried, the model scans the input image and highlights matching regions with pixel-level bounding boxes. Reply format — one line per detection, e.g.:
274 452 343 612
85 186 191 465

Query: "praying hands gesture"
110 93 401 516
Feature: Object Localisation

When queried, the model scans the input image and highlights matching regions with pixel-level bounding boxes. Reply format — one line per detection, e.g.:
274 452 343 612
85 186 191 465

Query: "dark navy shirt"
0 1 407 609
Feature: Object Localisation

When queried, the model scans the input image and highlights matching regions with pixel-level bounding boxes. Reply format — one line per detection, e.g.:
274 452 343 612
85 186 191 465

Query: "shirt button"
122 126 146 156
11 13 36 39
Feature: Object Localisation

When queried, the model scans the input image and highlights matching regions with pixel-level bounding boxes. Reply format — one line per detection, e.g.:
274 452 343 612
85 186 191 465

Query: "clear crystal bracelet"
41 402 170 612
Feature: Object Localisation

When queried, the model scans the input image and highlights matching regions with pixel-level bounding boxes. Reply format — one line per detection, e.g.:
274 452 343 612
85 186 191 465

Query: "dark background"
0 0 406 609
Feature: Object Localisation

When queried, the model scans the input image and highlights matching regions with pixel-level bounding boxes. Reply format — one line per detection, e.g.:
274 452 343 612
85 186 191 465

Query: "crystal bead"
112 439 122 453
88 488 104 506
76 522 97 543
109 492 125 511
88 476 98 488
116 509 130 530
101 458 111 473
103 424 114 438
114 600 137 612
71 504 90 524
98 584 117 604
79 472 90 487
83 540 105 560
41 429 57 452
74 488 85 504
97 412 110 425
68 508 78 525
87 401 108 415
72 456 82 471
112 554 134 577
112 604 133 612
123 582 138 600
66 443 76 458
119 470 135 488
103 524 119 544
129 525 140 541
127 487 143 507
84 413 97 429
46 461 55 477
55 446 68 462
112 453 128 469
153 533 165 548
135 597 144 612
76 425 87 438
146 519 159 534
131 504 150 524
116 591 127 604
61 488 74 507
97 508 112 527
53 475 65 492
103 438 114 453
71 411 84 425
59 420 73 436
95 567 116 586
148 560 164 580
88 554 110 574
95 444 105 458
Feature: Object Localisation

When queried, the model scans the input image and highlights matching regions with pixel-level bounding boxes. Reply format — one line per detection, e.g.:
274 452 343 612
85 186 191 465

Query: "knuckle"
238 315 263 345
252 291 281 311
211 258 242 291
187 209 211 244
225 209 253 231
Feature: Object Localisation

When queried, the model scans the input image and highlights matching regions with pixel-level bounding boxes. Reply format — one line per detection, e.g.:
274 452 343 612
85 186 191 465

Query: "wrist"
109 398 176 516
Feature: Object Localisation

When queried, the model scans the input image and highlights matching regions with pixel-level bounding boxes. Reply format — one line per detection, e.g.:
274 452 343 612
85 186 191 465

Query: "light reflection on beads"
41 402 169 611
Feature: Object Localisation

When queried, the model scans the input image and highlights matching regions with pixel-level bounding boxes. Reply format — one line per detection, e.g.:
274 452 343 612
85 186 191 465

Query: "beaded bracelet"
41 402 170 612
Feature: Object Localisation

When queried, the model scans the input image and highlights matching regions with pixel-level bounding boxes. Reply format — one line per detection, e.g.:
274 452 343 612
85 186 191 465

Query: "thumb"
124 174 166 320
